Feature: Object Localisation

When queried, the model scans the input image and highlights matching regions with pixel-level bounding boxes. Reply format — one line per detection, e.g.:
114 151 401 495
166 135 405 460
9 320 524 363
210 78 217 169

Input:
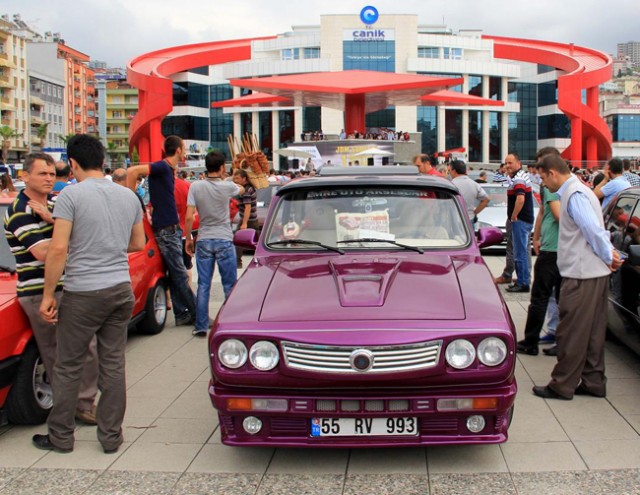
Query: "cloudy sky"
3 0 637 68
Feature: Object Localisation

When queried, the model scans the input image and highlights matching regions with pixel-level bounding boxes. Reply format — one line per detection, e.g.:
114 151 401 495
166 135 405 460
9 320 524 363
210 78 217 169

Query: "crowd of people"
2 134 637 456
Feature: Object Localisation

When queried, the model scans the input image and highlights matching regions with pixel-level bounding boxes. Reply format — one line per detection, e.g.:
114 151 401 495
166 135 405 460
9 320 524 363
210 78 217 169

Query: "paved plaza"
1 254 640 494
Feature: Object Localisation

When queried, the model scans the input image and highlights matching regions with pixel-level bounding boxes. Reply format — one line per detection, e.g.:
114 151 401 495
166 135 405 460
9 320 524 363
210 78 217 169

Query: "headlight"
218 339 247 369
445 339 476 369
477 338 507 366
249 341 280 371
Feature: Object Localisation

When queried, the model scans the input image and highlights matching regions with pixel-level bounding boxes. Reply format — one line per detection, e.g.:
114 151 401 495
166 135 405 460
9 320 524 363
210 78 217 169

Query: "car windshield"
482 186 508 207
0 204 16 272
264 186 469 250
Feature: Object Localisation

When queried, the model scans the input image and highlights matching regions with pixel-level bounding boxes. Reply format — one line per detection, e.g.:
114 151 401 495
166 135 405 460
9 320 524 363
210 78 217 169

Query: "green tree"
0 125 23 165
107 141 119 165
131 147 140 165
57 132 76 146
35 123 49 149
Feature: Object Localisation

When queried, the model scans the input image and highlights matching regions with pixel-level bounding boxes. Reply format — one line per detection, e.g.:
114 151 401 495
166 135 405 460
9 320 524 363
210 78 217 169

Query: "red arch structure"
128 34 612 164
485 35 613 164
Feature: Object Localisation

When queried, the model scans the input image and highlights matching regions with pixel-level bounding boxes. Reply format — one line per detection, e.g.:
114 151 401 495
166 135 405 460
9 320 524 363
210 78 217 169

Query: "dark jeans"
155 226 196 319
501 218 514 279
522 251 562 347
48 283 134 451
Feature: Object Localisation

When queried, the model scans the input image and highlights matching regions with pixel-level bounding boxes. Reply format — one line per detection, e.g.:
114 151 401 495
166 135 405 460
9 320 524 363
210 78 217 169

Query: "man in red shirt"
174 170 193 274
413 154 443 177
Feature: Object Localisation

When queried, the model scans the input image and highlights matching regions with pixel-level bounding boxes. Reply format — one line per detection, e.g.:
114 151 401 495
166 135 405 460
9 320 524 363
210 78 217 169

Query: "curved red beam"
127 37 274 163
485 35 612 164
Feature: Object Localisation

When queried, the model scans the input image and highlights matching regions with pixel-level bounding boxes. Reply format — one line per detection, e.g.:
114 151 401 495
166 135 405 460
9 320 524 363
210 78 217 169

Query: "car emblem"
350 349 374 372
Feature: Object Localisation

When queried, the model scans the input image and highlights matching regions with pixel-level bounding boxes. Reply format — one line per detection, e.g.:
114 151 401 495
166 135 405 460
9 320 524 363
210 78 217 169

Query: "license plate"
310 417 418 437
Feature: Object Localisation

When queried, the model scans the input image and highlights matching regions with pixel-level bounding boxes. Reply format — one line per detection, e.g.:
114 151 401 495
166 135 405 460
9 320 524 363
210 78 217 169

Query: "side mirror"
477 227 503 249
628 245 640 266
234 229 258 250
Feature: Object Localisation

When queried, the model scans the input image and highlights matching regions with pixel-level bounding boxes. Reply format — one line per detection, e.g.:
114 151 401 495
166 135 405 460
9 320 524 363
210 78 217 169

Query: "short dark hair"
104 167 112 175
538 154 570 175
535 147 560 161
55 161 71 178
205 151 225 173
449 159 466 175
507 152 520 162
67 134 105 171
623 159 631 171
233 168 249 181
23 152 55 173
164 135 183 157
608 158 623 175
413 153 430 165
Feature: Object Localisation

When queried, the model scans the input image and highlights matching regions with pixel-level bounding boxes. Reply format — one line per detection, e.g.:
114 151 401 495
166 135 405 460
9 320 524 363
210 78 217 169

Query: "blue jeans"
155 227 196 318
511 220 533 287
195 238 237 332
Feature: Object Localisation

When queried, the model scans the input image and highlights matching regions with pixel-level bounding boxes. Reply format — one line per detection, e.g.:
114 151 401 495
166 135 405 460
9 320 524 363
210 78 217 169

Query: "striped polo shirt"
507 168 535 224
3 191 64 297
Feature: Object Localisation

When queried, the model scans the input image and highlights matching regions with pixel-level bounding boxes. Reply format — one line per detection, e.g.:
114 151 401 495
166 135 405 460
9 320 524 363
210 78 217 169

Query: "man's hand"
610 249 625 272
28 200 53 224
532 237 541 256
39 294 58 323
185 239 195 257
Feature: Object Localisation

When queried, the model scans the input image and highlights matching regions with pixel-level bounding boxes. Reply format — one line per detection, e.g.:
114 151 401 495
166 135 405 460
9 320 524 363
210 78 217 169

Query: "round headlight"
477 338 507 366
249 341 280 371
217 339 247 369
445 339 476 369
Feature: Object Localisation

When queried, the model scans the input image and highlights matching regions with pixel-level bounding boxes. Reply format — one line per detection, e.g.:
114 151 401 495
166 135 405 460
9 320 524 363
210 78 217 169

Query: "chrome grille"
281 340 442 374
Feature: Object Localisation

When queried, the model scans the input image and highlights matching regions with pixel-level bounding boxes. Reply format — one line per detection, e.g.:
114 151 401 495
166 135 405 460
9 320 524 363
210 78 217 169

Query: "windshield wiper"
337 238 424 254
267 239 345 254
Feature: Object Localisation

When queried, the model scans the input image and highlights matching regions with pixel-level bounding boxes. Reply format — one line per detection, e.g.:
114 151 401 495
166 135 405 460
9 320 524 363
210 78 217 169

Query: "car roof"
276 174 460 196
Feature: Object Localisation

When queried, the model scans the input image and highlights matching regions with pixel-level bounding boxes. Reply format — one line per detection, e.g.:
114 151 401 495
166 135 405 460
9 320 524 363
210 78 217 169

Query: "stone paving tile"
429 473 516 495
172 473 262 495
0 467 24 491
83 470 180 495
593 469 640 495
255 474 344 495
0 468 101 495
343 474 430 495
511 471 605 495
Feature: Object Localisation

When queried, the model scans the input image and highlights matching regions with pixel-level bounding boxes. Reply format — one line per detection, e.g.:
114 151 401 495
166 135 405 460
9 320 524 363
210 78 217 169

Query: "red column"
570 117 582 165
344 93 366 136
586 87 599 166
149 119 164 163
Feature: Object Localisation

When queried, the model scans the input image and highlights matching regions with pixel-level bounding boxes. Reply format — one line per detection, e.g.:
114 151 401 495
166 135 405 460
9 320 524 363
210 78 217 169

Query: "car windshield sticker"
336 210 390 242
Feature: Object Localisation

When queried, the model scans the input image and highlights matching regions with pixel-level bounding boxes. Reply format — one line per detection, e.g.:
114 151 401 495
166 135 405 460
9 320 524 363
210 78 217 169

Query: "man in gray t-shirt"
448 160 489 224
185 151 243 337
35 134 144 455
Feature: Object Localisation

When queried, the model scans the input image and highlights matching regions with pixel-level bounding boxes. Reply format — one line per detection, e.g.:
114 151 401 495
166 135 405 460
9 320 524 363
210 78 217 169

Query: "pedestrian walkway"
1 255 639 494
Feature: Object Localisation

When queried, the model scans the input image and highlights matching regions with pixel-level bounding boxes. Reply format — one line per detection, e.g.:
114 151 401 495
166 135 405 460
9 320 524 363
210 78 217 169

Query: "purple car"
208 167 515 447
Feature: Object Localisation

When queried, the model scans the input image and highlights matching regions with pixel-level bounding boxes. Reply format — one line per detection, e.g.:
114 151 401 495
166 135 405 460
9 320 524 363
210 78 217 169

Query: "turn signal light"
226 398 288 412
227 398 252 410
437 397 499 411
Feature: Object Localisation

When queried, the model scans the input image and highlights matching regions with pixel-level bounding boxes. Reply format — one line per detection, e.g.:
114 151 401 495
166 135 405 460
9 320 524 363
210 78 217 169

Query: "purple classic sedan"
208 167 515 447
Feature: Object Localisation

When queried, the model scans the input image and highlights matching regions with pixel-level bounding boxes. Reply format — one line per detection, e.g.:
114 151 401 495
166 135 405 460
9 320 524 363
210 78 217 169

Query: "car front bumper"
209 380 517 447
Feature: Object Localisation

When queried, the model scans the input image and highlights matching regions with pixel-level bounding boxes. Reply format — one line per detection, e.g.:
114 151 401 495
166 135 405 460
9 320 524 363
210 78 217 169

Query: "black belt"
153 224 179 234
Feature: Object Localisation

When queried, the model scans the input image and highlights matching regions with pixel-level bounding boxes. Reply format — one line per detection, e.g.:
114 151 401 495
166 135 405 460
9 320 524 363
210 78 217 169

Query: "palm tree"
107 141 119 165
35 123 49 150
0 125 23 165
57 132 76 146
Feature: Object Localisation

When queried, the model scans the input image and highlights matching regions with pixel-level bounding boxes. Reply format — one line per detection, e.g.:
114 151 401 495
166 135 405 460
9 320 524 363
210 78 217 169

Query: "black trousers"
522 251 562 347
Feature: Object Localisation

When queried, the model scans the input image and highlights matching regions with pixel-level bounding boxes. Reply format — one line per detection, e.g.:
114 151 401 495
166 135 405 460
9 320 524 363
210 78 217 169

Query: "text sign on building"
343 29 395 42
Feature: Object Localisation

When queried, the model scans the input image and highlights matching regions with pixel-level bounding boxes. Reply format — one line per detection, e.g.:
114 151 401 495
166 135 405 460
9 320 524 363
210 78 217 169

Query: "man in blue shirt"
593 158 630 209
127 136 196 326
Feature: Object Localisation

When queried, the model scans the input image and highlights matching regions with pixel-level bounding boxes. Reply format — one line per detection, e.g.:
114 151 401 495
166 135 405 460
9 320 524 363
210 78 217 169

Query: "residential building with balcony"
0 15 29 162
29 71 65 150
601 77 640 159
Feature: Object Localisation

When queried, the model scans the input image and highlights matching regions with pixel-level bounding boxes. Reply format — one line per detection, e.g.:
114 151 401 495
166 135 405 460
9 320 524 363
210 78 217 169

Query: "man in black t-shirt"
126 136 196 326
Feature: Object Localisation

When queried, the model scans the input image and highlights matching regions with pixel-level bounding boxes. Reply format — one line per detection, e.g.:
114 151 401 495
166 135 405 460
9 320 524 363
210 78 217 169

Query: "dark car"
0 197 168 425
603 187 640 355
208 167 516 447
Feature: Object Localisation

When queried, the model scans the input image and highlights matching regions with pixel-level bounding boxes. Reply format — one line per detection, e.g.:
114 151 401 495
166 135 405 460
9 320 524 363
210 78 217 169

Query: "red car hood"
259 255 464 322
0 272 17 297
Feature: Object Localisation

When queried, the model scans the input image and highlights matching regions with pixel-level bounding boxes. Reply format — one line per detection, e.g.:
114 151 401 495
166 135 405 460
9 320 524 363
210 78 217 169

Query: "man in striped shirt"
3 152 98 424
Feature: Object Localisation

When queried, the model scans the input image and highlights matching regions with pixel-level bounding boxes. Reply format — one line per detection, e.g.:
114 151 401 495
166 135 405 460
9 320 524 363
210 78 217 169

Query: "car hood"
259 255 464 322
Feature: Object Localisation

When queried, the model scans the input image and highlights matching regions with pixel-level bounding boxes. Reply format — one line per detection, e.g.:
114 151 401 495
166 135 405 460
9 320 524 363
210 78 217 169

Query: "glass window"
265 187 469 250
303 47 320 59
469 111 482 162
468 75 482 97
507 82 537 161
606 196 637 251
538 81 558 107
538 114 571 140
609 115 640 142
417 107 437 156
445 110 462 150
443 47 462 60
418 47 439 59
489 112 501 161
343 40 395 72
282 48 300 60
172 82 209 108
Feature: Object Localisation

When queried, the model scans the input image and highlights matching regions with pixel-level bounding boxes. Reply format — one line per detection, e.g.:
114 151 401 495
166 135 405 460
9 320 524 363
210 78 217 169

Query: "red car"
0 197 168 425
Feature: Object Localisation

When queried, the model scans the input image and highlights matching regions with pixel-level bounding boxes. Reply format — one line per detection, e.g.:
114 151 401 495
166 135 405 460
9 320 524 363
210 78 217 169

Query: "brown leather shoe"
75 405 97 425
494 276 513 284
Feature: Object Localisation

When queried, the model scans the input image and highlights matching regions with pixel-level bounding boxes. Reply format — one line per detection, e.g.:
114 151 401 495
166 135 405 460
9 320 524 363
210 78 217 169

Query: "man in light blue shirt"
594 158 630 209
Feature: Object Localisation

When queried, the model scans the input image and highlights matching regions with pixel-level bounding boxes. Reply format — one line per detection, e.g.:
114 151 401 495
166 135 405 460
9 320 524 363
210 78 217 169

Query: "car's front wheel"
136 279 168 335
5 342 53 425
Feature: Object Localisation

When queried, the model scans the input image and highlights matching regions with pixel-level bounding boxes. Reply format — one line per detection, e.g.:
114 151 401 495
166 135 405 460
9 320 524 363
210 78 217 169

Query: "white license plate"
310 417 418 437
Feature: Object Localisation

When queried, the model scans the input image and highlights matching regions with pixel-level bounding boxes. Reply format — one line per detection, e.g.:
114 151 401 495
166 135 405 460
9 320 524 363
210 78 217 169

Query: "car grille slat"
281 340 442 374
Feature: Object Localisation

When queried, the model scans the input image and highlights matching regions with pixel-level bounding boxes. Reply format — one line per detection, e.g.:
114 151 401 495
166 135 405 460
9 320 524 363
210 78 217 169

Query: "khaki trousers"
47 283 134 451
18 292 98 412
548 276 609 398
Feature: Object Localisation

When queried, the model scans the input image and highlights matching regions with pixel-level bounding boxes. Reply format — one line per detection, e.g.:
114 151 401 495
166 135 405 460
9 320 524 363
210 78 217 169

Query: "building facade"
0 15 29 162
601 77 640 159
617 41 640 67
28 71 65 150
